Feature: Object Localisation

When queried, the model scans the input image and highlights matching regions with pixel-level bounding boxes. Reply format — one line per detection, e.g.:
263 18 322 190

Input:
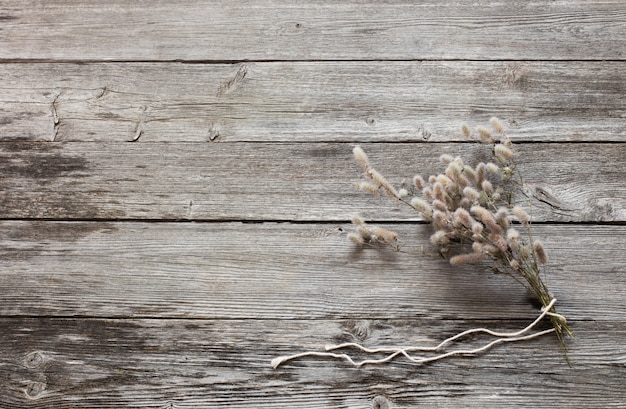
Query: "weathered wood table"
1 1 625 407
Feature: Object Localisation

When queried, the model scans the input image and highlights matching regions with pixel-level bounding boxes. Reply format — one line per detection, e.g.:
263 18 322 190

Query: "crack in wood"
50 92 61 142
208 121 221 141
531 185 575 212
130 106 148 142
96 86 109 99
216 64 248 97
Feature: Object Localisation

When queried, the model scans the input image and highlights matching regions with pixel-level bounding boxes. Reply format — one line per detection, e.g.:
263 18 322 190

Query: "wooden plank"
0 62 624 142
0 1 624 61
0 142 624 222
0 317 623 407
1 221 624 320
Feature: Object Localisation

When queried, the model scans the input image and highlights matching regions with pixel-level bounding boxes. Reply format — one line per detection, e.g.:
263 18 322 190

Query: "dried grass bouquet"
273 118 572 368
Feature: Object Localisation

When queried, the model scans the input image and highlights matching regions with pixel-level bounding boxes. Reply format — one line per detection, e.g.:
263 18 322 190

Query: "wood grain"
1 2 624 407
1 221 624 321
0 1 624 61
0 318 623 408
0 62 623 142
0 142 623 222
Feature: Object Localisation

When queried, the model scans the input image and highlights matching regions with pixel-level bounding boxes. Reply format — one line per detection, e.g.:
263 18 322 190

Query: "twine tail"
272 299 561 368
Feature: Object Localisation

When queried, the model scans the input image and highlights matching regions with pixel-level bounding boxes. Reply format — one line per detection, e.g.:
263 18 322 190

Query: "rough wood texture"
1 318 624 408
0 1 624 61
1 142 624 222
1 221 624 321
0 62 623 142
1 1 624 407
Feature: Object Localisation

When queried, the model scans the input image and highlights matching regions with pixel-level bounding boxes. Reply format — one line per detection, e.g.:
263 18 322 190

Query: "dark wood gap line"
0 58 625 64
0 140 623 145
0 315 597 322
0 217 623 226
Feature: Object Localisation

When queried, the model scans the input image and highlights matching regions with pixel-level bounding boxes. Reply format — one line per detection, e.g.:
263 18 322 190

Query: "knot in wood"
24 351 45 368
350 320 371 341
372 395 391 409
25 381 46 399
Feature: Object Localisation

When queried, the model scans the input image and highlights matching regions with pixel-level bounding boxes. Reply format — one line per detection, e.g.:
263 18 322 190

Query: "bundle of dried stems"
273 118 572 368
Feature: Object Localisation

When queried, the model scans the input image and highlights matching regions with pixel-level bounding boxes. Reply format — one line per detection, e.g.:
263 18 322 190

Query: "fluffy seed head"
502 166 514 179
471 205 492 223
413 175 425 190
457 174 471 188
440 154 454 164
507 228 520 241
476 163 486 185
357 225 372 242
506 228 520 250
494 144 514 162
433 182 445 201
519 244 532 259
432 210 449 229
432 199 448 212
495 207 510 229
430 230 449 246
482 244 498 256
373 227 398 244
446 162 462 181
353 146 370 171
490 117 504 133
463 166 477 184
443 193 457 211
461 123 471 138
450 252 485 265
410 198 433 220
351 215 365 226
490 232 508 252
436 174 454 189
533 240 549 264
454 207 474 228
357 181 379 195
463 186 480 202
513 206 531 225
348 232 365 245
486 162 500 175
477 126 493 143
471 205 501 234
368 169 400 199
481 180 494 194
422 186 433 201
471 222 484 235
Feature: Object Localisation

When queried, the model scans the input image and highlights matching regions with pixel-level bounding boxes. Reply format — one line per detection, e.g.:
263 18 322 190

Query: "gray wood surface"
0 221 624 320
0 62 623 143
1 142 624 222
0 0 624 61
1 1 625 407
1 319 623 408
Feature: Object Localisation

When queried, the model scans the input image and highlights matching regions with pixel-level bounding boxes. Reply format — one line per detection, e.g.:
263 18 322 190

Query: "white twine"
272 298 562 369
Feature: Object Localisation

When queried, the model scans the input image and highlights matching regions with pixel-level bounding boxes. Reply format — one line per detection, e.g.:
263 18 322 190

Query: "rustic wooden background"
1 1 625 407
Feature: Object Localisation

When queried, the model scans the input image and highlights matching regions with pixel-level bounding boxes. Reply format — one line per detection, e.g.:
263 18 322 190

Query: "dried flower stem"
346 119 572 363
273 119 572 370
